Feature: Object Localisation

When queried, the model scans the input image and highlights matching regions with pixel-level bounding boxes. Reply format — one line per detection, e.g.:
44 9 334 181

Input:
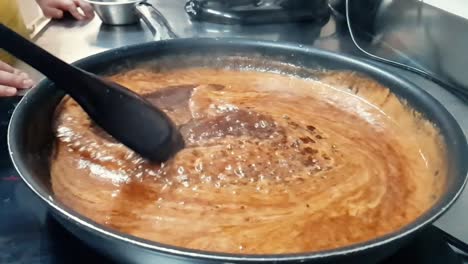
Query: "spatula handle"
0 23 81 92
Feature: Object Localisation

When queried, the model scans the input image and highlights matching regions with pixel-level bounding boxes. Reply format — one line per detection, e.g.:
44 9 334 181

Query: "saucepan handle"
135 1 178 41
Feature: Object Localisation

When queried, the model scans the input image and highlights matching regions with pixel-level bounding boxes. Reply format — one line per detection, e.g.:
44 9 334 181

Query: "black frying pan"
7 39 468 263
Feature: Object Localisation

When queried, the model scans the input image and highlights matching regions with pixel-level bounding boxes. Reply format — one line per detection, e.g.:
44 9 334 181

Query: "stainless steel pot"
85 0 177 40
85 0 142 25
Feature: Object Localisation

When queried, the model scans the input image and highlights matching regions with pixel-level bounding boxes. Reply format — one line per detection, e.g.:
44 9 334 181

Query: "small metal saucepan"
84 0 177 40
85 0 143 25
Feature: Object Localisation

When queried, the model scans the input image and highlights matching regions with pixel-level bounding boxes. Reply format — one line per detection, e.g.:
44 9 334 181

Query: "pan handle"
135 1 178 41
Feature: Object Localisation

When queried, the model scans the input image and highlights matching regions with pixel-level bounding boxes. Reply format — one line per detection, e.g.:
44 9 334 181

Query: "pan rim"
8 38 468 262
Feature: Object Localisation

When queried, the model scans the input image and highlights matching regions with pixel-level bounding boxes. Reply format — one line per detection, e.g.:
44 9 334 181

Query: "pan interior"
50 54 448 254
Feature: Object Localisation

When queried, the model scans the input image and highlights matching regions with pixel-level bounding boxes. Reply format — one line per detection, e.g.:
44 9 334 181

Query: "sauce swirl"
51 68 446 254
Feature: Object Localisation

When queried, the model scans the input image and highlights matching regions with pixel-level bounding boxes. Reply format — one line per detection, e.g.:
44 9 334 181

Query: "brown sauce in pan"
50 68 446 254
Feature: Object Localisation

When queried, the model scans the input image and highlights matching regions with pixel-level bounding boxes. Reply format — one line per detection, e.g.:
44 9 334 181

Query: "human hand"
0 60 34 97
36 0 95 21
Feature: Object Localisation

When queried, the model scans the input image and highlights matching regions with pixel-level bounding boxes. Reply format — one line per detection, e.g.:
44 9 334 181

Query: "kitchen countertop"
11 0 468 249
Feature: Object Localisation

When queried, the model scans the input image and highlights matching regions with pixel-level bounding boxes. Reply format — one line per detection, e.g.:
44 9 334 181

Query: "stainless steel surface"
86 0 140 25
19 0 468 246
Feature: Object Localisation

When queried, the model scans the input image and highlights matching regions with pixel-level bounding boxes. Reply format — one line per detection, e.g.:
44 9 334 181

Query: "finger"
0 61 25 75
42 6 64 19
0 71 34 89
16 72 35 89
68 5 86 21
75 0 95 19
0 60 16 74
0 85 17 97
58 0 85 20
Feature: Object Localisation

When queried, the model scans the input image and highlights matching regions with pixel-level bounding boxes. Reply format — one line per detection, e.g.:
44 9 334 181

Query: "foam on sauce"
50 68 446 254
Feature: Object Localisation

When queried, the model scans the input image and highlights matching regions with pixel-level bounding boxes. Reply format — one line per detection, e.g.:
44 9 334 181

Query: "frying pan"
7 39 468 263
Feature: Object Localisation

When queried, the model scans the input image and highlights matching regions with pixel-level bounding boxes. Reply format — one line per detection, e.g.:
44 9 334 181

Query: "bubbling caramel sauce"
51 67 446 254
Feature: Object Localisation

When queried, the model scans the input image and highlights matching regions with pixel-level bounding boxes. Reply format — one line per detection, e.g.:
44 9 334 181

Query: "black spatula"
0 23 184 162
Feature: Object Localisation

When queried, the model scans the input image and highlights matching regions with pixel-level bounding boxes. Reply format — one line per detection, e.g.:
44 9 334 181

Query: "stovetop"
2 0 468 263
